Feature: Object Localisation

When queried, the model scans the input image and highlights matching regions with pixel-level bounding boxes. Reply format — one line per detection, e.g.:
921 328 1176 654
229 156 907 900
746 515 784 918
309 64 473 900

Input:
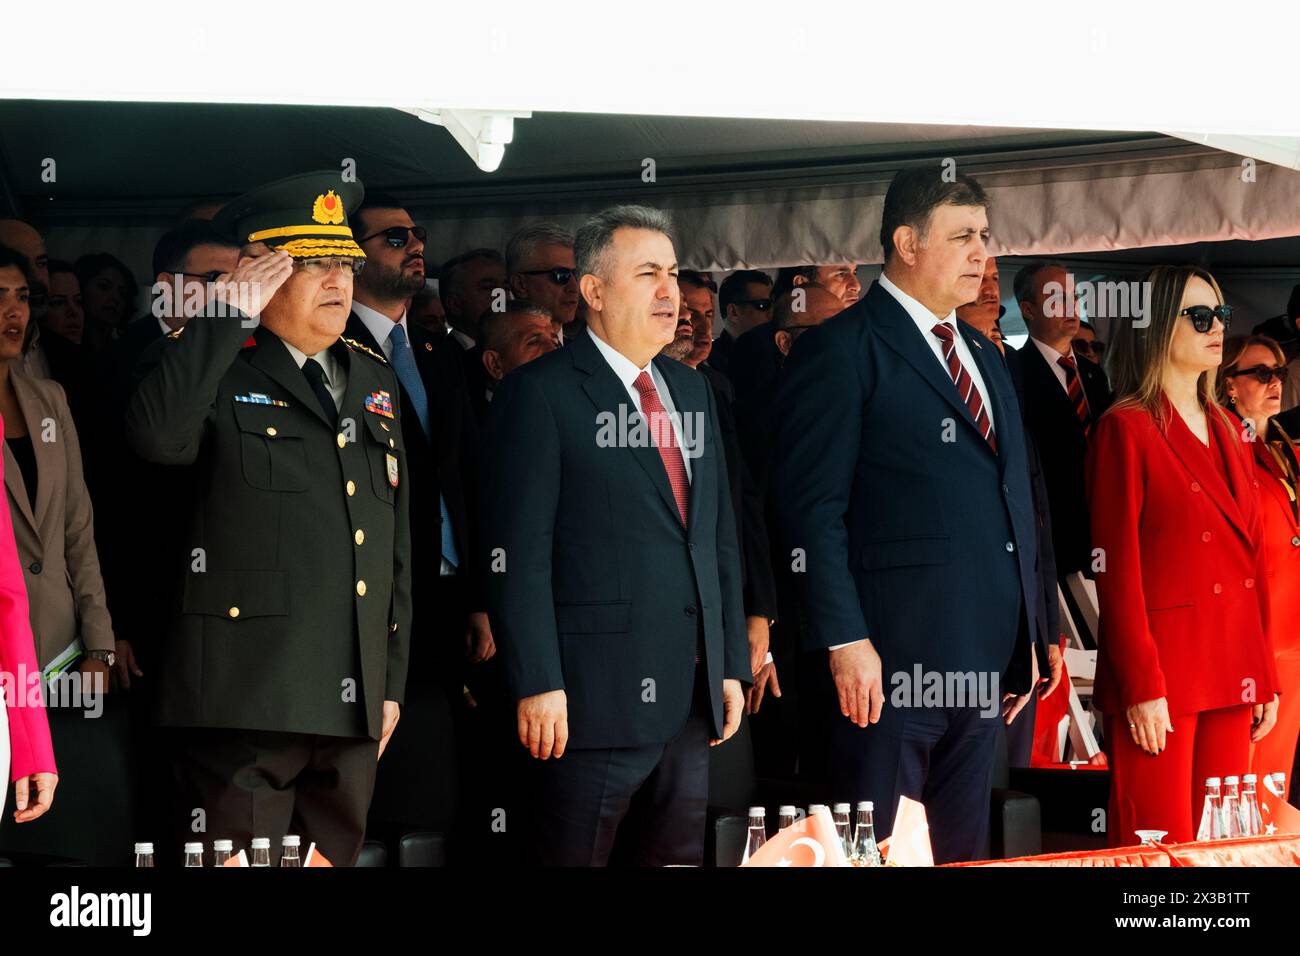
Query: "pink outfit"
0 410 55 782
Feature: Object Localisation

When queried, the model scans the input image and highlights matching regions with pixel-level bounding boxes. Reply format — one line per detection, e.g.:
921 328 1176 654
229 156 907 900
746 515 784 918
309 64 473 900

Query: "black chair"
989 734 1042 859
398 831 448 867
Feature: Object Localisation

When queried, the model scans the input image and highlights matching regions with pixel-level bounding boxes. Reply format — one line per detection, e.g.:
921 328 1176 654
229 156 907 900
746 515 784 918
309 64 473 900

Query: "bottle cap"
808 804 827 813
1243 773 1257 783
134 842 154 854
251 837 271 849
213 839 233 851
833 802 851 812
778 805 796 815
1224 775 1240 784
857 801 874 811
282 834 301 847
747 807 765 817
1205 776 1221 786
184 842 203 853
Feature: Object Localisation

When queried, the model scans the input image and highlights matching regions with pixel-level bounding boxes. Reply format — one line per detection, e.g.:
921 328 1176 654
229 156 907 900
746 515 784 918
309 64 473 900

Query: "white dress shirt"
280 339 346 410
587 327 693 481
352 300 409 362
1030 335 1074 395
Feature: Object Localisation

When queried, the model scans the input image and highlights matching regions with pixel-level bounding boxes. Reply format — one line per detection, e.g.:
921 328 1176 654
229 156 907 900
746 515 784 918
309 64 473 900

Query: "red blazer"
0 412 56 782
1086 399 1279 716
1251 425 1300 657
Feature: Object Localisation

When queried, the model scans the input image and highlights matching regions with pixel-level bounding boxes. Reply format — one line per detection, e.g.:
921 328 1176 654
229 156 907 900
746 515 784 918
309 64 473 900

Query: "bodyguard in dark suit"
1012 262 1113 578
482 204 748 866
773 169 1048 863
343 193 491 858
125 173 411 866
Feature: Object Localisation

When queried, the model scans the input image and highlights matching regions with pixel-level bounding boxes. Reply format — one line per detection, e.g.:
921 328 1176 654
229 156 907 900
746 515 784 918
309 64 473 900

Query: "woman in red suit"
1087 265 1279 845
1216 334 1300 799
0 248 57 822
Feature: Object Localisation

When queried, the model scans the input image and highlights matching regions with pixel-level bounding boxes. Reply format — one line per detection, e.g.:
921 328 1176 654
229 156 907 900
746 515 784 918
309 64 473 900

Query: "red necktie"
633 371 690 526
931 322 997 454
1057 353 1092 437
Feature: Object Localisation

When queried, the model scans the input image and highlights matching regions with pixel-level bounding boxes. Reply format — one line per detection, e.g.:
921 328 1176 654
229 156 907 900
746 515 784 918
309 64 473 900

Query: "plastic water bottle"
133 842 155 868
1196 777 1224 841
740 807 767 864
851 801 882 867
212 839 234 867
1241 774 1264 837
250 837 272 867
183 842 204 867
832 803 852 856
777 805 797 831
1222 776 1243 838
280 835 302 867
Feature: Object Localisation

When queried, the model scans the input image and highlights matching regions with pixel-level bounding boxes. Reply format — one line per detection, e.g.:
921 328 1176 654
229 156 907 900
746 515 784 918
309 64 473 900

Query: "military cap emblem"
312 190 346 226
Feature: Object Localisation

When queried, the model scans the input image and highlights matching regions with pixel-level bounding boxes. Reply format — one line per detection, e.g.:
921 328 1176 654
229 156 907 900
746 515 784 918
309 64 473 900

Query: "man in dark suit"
482 204 748 866
1012 262 1113 582
773 168 1049 863
472 300 561 423
343 194 492 858
126 172 410 865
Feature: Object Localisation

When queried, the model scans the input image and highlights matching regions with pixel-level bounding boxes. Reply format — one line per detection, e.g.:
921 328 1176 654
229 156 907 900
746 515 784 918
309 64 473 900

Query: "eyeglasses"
734 298 774 312
358 225 427 249
1226 364 1289 385
1180 304 1233 333
175 270 225 283
294 257 365 277
519 267 576 286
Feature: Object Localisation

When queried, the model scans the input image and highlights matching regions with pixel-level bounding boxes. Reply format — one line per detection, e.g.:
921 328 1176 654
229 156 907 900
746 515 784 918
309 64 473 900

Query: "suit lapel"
246 326 333 427
869 282 994 456
655 357 707 537
572 331 682 526
960 321 1013 469
13 375 56 531
1 427 37 538
1162 401 1252 545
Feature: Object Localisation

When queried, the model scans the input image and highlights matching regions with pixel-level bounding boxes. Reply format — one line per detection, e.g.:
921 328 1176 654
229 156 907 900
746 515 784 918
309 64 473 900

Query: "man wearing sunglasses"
1013 262 1113 584
711 270 773 380
506 223 580 331
343 194 497 860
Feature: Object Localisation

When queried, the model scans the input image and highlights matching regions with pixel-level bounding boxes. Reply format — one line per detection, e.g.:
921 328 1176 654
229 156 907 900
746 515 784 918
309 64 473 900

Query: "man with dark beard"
343 194 491 861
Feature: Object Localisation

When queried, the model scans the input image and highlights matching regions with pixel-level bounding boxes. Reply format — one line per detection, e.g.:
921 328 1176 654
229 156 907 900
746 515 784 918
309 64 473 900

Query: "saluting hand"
830 639 884 728
518 689 568 760
212 246 294 320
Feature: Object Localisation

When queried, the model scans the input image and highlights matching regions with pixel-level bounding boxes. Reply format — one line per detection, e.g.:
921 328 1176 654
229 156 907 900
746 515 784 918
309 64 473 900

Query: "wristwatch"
86 649 116 668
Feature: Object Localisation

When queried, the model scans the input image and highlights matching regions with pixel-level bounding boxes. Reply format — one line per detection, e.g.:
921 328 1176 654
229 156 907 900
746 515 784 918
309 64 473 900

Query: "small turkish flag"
304 842 334 867
741 806 849 867
1257 776 1300 835
883 796 934 866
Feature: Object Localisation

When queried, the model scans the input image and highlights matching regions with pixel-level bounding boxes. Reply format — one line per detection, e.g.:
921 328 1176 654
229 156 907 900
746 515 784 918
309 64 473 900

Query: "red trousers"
1104 704 1252 846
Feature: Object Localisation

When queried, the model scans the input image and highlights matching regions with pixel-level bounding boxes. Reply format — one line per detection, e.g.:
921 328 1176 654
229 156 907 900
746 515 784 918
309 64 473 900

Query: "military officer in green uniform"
125 171 411 866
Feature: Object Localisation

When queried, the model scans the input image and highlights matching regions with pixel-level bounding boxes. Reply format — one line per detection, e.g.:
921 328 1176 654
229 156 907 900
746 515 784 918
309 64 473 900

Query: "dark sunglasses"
1072 339 1105 357
1180 304 1233 333
735 298 774 312
519 267 576 286
1227 364 1289 385
358 225 427 248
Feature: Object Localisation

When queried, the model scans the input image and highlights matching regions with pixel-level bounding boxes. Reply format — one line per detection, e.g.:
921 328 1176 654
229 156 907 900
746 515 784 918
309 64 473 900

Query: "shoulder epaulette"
340 335 388 365
166 326 184 340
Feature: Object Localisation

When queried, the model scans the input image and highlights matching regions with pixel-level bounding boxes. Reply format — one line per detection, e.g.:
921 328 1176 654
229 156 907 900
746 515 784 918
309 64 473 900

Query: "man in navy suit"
482 204 748 866
773 168 1049 863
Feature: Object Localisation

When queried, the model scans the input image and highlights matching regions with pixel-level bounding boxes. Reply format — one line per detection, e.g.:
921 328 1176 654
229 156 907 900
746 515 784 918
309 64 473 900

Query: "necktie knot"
302 357 337 421
388 323 409 350
1058 352 1078 374
931 322 955 344
632 370 656 396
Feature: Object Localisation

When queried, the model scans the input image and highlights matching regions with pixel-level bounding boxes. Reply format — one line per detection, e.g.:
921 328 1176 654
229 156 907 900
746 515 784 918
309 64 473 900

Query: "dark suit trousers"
825 674 1002 864
529 662 711 867
171 727 377 866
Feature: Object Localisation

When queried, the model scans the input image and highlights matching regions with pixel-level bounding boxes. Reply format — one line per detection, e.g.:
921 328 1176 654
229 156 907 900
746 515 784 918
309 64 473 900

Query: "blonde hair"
1104 265 1227 430
1215 334 1286 406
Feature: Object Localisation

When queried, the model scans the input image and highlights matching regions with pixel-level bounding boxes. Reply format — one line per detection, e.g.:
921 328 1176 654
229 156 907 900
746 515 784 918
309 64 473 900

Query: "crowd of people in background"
0 160 1298 867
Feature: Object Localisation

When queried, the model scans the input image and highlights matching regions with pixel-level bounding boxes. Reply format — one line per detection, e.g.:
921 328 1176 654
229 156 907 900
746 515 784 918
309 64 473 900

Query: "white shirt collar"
352 300 408 359
586 326 653 392
1030 335 1073 365
449 327 476 351
877 271 957 332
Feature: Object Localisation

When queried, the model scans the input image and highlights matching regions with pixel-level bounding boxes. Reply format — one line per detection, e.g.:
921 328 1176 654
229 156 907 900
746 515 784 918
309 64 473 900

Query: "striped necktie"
1058 352 1092 436
931 322 997 454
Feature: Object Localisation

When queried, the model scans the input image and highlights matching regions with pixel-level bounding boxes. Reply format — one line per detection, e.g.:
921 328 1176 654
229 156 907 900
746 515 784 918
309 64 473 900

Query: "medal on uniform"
365 390 395 419
386 452 399 487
